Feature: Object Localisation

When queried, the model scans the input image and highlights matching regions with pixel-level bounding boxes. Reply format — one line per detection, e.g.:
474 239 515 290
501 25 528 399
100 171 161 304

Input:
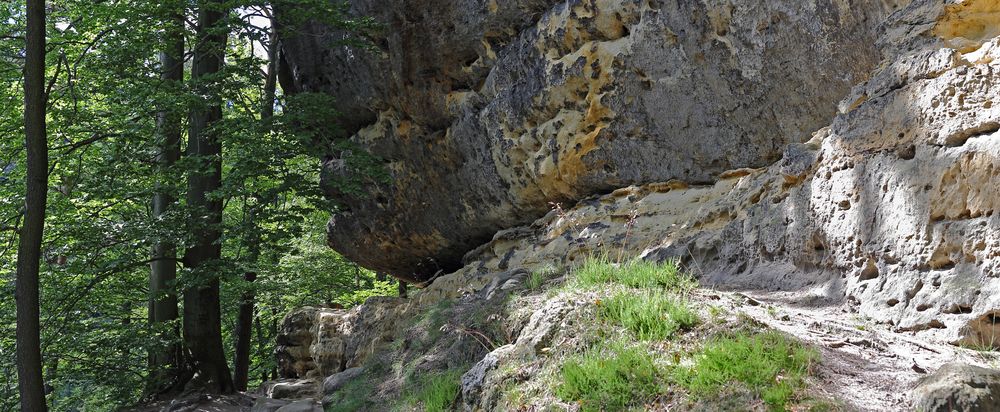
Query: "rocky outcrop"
275 297 406 379
269 0 1000 383
913 362 1000 412
262 0 1000 409
427 0 1000 348
277 0 911 281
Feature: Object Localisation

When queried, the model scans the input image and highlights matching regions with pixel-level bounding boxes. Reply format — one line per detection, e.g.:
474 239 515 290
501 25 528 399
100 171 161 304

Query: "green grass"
555 343 663 411
573 256 696 291
526 270 547 291
414 299 456 348
673 331 819 411
405 370 462 412
325 376 374 412
600 291 699 340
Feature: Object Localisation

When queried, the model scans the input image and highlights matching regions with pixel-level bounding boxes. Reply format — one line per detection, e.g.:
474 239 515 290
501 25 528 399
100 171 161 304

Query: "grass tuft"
673 331 819 411
325 376 374 412
405 370 462 412
556 343 663 411
574 256 696 291
599 291 699 340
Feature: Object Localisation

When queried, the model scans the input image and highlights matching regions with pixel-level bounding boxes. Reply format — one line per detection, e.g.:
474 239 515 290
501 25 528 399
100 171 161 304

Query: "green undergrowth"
402 370 463 412
572 256 696 291
527 265 561 291
600 290 699 340
555 343 663 412
325 375 376 412
674 331 820 410
330 256 826 412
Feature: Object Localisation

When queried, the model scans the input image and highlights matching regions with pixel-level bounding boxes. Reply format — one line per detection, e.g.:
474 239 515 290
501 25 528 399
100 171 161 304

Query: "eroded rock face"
429 0 1000 347
277 0 909 281
275 298 406 379
266 1 1000 408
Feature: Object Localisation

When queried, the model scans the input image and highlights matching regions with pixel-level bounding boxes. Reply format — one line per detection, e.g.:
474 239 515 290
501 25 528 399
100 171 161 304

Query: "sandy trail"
723 290 1000 411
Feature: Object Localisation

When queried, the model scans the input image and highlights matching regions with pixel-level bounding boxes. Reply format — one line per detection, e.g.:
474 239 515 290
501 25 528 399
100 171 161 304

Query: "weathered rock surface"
268 0 1000 408
278 0 910 281
913 362 1000 412
422 0 1000 348
275 297 406 379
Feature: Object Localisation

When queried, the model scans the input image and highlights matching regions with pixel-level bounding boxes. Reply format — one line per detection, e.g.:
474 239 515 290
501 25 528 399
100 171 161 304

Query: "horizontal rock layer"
277 0 908 280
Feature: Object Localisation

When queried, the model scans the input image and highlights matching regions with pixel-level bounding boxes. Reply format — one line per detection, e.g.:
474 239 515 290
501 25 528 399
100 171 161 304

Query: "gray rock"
913 363 1000 412
275 399 323 412
323 366 365 394
276 0 910 281
461 344 515 410
250 398 290 412
267 379 319 400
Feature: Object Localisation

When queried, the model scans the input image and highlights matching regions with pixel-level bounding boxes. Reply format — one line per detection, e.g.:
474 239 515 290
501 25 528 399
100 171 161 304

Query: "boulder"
264 379 320 400
913 363 1000 412
250 398 291 412
275 399 323 412
323 366 365 394
276 0 911 281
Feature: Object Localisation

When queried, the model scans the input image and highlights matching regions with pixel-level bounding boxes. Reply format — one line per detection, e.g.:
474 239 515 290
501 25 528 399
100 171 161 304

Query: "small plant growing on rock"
599 291 699 340
574 256 696 291
404 370 463 412
673 331 819 411
556 343 663 411
526 265 560 291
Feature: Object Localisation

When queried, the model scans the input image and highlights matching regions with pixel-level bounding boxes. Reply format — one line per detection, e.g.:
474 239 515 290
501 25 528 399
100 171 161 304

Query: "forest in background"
0 1 394 410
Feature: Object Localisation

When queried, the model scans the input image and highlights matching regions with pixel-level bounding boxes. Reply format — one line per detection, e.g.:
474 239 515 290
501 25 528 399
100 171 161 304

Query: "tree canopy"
0 1 389 409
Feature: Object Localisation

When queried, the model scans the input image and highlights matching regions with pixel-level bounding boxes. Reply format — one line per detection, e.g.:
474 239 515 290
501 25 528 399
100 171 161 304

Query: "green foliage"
556 343 663 411
0 1 393 409
573 256 696 291
404 370 463 412
411 299 456 350
526 265 559 291
673 331 819 411
599 291 698 340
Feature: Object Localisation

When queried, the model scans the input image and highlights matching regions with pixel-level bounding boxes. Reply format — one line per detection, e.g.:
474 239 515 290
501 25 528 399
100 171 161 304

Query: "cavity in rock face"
276 0 906 281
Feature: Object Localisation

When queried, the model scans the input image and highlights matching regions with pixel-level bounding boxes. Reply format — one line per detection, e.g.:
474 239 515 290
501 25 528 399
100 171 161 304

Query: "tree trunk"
233 22 279 391
16 0 49 410
398 280 408 298
232 271 256 391
148 6 185 396
182 0 234 394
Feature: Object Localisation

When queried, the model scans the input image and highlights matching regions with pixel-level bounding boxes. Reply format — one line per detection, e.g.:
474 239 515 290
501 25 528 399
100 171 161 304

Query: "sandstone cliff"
260 0 1000 409
278 0 909 281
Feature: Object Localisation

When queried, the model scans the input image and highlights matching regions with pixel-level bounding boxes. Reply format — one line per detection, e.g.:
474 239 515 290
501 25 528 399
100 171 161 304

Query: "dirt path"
722 291 1000 411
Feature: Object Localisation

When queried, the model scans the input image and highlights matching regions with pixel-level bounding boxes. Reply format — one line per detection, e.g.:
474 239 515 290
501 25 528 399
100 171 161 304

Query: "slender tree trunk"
233 23 279 390
398 280 408 298
270 309 278 380
148 7 185 395
182 0 233 394
16 0 48 409
232 271 256 391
